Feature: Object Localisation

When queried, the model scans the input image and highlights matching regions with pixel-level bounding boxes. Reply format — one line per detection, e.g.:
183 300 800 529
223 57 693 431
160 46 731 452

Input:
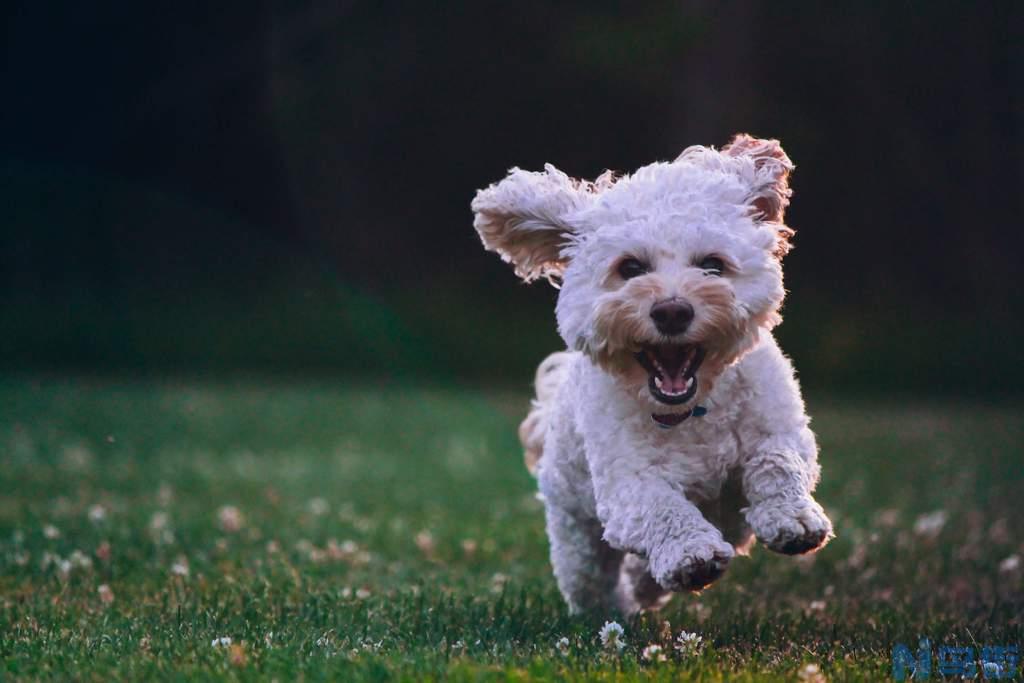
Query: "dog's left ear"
721 134 795 257
472 164 589 284
721 134 794 224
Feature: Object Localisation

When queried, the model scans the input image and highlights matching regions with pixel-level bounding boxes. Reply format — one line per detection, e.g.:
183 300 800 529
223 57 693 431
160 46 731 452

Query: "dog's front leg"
593 472 735 593
742 444 833 555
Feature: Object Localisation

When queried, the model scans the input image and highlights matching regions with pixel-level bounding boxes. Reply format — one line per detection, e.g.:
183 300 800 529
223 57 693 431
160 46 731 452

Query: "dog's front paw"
650 536 735 592
747 496 833 555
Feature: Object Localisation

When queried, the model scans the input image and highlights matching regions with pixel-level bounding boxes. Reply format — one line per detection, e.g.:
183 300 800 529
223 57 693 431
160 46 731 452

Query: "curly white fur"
473 134 833 615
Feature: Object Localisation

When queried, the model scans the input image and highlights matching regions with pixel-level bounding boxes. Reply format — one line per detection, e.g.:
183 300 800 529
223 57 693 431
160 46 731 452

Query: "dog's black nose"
650 299 694 335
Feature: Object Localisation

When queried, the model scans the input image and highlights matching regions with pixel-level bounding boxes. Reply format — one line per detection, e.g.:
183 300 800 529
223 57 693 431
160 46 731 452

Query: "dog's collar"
651 405 707 429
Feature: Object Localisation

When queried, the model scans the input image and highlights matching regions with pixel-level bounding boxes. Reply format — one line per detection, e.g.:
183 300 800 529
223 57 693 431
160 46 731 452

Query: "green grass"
0 376 1021 681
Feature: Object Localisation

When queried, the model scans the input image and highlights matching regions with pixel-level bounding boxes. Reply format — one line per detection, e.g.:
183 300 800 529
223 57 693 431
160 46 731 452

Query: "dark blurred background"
2 1 1021 394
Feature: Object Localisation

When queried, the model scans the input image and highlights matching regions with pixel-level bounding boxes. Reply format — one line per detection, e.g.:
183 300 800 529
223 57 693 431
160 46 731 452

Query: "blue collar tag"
691 406 707 417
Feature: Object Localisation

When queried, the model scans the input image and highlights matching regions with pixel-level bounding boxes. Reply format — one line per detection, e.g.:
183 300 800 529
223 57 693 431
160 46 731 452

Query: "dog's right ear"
472 164 587 284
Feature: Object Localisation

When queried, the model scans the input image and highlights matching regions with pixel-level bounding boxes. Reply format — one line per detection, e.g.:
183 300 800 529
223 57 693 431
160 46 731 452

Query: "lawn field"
1 376 1021 681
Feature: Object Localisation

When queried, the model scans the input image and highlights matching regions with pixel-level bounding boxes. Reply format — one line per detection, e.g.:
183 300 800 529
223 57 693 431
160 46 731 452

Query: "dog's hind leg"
615 554 672 615
544 504 623 615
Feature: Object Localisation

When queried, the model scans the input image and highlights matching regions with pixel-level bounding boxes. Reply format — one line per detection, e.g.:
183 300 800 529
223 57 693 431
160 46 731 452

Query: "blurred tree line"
1 1 1021 393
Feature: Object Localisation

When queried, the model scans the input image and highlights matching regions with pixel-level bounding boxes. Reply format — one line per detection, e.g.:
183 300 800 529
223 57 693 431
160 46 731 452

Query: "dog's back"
518 351 575 474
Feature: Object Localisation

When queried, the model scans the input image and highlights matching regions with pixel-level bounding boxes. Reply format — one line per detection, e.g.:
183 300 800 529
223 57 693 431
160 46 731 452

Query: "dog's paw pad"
676 555 729 590
750 499 833 556
771 527 831 555
654 541 734 592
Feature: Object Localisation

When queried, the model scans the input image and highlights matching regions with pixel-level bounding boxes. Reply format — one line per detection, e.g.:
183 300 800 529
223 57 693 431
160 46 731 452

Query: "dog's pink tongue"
661 368 688 394
654 347 690 393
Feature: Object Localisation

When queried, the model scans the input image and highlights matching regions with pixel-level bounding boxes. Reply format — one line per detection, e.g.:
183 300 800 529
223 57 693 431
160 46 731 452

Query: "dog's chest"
582 415 747 504
643 415 743 502
576 362 752 504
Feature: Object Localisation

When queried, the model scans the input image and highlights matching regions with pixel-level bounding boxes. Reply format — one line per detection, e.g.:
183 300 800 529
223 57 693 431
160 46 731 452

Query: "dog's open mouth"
635 344 705 406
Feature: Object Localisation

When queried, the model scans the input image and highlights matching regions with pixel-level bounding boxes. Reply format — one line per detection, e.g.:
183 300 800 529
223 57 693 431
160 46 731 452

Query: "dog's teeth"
654 376 664 389
686 377 694 389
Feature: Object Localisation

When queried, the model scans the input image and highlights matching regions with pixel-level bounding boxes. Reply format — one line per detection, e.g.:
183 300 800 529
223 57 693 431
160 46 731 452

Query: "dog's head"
472 134 795 425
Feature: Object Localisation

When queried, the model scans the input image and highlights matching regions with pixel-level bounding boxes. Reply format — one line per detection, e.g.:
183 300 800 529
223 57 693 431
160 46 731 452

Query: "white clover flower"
360 639 384 653
56 558 72 579
88 504 107 523
490 572 509 594
999 554 1020 573
414 530 435 555
149 511 169 531
170 558 190 577
326 539 362 563
40 551 58 570
642 643 666 662
69 550 93 570
598 621 626 651
798 662 826 682
555 636 571 655
913 510 948 538
308 498 329 516
211 636 232 648
217 506 244 533
149 512 175 545
43 524 61 540
97 584 115 604
675 631 703 656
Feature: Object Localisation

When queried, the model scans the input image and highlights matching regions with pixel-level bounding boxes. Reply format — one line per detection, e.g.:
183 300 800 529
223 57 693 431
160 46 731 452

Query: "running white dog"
472 134 833 614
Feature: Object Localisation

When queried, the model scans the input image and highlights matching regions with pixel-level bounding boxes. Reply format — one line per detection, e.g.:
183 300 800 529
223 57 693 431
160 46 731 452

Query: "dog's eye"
616 257 649 280
698 256 725 275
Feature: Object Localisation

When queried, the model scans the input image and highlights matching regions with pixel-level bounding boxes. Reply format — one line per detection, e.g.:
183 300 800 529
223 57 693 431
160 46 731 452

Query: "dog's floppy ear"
721 134 795 257
472 164 587 283
721 134 794 224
